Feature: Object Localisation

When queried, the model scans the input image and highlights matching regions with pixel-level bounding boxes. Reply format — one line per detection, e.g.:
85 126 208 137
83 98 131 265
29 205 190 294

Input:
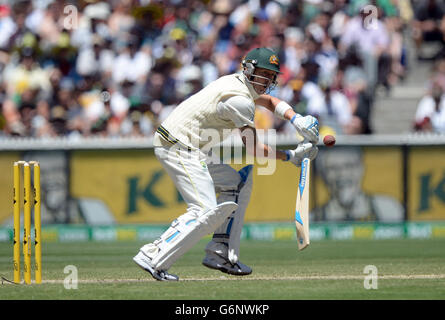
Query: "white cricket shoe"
202 251 252 276
133 251 179 281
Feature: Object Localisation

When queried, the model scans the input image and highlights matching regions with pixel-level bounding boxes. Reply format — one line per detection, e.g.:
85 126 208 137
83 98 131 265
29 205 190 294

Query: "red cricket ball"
323 135 336 147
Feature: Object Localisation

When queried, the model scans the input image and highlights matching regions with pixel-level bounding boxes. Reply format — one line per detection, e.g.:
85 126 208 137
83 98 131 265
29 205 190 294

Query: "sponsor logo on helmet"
269 55 279 66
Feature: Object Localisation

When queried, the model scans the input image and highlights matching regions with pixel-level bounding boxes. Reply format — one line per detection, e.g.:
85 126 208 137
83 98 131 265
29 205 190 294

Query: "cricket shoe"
202 251 252 276
133 251 179 281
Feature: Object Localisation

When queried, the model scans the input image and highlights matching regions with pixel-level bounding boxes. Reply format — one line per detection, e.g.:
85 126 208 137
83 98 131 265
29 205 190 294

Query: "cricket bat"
295 157 310 251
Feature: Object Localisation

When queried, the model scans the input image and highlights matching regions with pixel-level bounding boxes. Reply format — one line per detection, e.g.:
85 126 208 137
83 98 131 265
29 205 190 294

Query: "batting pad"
150 201 238 270
211 165 253 264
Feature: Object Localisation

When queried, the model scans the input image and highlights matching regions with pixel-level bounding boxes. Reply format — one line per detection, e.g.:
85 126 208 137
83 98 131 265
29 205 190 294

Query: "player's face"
252 68 277 94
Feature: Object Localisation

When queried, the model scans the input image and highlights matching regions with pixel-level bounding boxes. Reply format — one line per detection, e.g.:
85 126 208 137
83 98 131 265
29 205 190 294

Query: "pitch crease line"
36 274 445 284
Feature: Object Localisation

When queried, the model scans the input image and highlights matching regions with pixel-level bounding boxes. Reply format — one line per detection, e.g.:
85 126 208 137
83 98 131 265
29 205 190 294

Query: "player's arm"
240 126 317 166
255 94 319 143
217 95 317 166
217 95 290 160
239 126 287 160
215 96 284 159
255 95 295 120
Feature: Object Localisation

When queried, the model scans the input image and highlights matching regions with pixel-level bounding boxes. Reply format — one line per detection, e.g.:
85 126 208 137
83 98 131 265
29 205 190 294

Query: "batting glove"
291 114 319 143
284 142 318 167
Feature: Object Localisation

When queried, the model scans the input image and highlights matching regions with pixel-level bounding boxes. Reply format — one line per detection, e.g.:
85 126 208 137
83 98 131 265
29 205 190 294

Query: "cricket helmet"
241 47 281 93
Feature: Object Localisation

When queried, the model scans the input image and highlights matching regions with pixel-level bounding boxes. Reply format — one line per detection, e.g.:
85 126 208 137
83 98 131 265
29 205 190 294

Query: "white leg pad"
143 201 238 270
211 165 254 264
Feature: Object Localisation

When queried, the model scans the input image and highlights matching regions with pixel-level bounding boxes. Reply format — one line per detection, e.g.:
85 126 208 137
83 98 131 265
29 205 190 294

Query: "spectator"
112 36 151 85
71 1 112 49
48 32 78 78
411 0 445 60
76 34 114 80
3 0 34 53
314 77 357 135
339 48 373 134
431 57 445 91
0 4 16 50
32 1 65 48
3 47 51 97
414 82 445 133
385 13 407 85
339 4 390 94
282 27 305 77
108 0 135 39
176 64 203 99
299 61 326 118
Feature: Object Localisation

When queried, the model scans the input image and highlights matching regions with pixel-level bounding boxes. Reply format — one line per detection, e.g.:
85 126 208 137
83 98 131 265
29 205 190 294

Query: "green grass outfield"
0 238 445 300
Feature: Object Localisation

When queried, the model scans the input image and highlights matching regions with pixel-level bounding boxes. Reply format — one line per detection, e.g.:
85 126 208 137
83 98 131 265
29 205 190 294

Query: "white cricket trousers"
140 142 233 271
155 145 218 213
139 133 247 271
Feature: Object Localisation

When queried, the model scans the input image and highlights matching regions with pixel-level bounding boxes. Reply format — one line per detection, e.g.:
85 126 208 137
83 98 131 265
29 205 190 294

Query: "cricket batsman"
133 47 319 281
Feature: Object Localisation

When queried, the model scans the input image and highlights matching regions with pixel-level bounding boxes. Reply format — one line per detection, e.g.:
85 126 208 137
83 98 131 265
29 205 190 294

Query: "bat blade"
295 158 311 251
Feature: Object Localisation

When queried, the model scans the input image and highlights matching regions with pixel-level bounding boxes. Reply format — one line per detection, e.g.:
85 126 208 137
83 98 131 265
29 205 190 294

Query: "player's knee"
201 200 218 214
199 202 238 233
186 201 215 217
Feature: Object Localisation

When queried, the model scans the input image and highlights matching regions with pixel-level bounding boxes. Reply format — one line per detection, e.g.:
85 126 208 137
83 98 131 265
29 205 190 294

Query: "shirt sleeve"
217 95 255 128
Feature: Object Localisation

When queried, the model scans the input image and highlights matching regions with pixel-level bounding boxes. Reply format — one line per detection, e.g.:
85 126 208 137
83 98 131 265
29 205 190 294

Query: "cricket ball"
323 135 336 147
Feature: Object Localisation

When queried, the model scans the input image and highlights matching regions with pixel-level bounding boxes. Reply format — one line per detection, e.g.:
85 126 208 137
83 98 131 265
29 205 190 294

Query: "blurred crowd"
0 0 442 139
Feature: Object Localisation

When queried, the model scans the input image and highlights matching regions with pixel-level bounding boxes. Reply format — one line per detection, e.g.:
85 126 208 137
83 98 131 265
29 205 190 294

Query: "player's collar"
237 73 261 100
